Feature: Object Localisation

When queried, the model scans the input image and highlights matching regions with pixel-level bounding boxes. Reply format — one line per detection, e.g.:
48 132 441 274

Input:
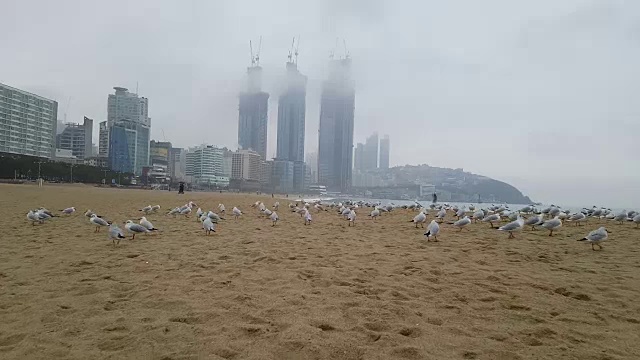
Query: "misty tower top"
238 63 269 160
318 57 356 192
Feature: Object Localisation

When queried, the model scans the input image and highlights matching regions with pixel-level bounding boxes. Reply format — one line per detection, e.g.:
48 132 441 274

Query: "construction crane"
343 39 350 59
288 37 295 62
249 36 263 67
294 35 300 64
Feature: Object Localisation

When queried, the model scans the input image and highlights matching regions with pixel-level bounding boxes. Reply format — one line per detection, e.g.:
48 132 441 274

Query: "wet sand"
1 184 639 359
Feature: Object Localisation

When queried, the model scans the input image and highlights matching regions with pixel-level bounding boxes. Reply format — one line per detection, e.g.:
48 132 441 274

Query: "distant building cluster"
352 132 390 187
1 44 393 194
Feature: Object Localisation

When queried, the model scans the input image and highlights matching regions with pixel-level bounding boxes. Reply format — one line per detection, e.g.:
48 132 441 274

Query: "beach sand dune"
1 184 639 359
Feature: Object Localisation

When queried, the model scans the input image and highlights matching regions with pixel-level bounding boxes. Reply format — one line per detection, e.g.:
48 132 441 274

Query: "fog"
2 0 639 207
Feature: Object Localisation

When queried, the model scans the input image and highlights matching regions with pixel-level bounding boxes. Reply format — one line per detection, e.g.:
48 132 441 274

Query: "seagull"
84 209 96 218
472 209 484 223
613 210 627 224
195 208 204 221
436 208 446 222
525 214 544 230
263 208 273 217
577 227 610 251
179 206 192 217
482 213 501 228
233 207 242 220
424 220 440 242
207 211 223 222
370 208 380 220
38 208 55 218
150 205 161 213
139 216 159 231
60 207 76 215
410 212 427 228
27 210 42 225
90 214 110 232
124 220 150 239
304 210 312 225
217 204 226 213
270 211 279 226
498 216 525 239
452 216 471 231
633 214 640 228
455 208 465 220
541 216 562 236
569 212 586 226
139 205 153 214
273 202 279 211
203 217 216 235
108 224 126 247
167 207 180 217
348 209 356 226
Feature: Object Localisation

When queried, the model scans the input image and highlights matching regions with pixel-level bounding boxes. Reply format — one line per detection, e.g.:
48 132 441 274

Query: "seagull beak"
606 230 611 233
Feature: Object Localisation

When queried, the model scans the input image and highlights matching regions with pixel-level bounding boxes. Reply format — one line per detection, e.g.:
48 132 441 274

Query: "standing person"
178 182 184 194
432 193 437 203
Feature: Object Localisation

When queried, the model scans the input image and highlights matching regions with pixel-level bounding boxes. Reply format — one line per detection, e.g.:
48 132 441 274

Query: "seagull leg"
591 243 595 251
132 233 136 240
508 232 514 239
549 230 553 237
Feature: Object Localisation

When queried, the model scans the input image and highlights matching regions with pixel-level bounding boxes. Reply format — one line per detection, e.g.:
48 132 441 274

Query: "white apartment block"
185 145 229 186
231 149 262 181
0 83 58 158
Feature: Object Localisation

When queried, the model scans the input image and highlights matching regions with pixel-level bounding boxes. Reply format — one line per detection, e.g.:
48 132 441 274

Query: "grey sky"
2 0 639 208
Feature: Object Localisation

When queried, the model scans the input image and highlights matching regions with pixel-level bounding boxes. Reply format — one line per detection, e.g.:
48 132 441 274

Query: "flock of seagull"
26 200 639 251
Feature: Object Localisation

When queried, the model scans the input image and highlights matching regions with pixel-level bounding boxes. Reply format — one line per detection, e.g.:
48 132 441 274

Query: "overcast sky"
2 0 639 208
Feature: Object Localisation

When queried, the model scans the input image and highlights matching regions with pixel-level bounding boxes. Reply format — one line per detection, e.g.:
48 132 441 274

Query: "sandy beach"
1 183 639 359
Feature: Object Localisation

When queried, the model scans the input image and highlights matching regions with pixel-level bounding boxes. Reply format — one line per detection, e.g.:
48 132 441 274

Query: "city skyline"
2 0 640 207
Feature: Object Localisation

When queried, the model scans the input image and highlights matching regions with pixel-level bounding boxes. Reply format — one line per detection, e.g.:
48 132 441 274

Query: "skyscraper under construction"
238 42 269 160
318 58 355 192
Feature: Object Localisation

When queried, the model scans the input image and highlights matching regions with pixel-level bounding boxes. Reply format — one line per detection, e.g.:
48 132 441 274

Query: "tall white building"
231 149 262 181
98 121 109 157
185 145 229 186
107 87 150 126
0 83 58 158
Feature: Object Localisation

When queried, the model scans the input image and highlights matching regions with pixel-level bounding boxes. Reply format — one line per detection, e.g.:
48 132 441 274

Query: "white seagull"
139 216 159 231
60 207 76 215
498 216 525 239
124 220 150 239
424 220 440 242
233 207 242 220
541 216 562 236
452 216 471 231
270 211 279 226
410 212 427 228
577 227 610 251
203 217 216 235
108 224 126 247
90 214 110 232
304 210 312 225
347 209 356 226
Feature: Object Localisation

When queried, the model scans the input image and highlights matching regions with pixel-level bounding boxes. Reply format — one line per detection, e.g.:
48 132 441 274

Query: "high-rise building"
108 120 150 175
98 121 109 157
149 140 172 183
318 58 355 192
231 149 262 181
238 66 269 159
185 145 228 187
379 134 390 169
362 132 379 171
305 151 318 184
56 116 93 160
353 143 364 172
275 60 307 192
104 87 150 156
107 87 150 126
0 83 58 158
169 147 186 181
